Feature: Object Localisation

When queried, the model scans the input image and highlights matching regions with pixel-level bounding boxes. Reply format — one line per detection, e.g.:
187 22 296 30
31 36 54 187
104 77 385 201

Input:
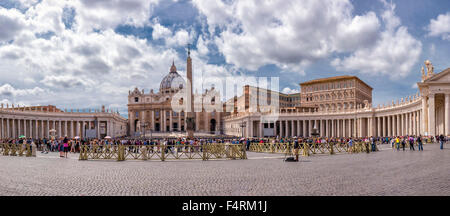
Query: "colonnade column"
0 118 3 139
297 120 301 137
291 120 294 137
422 96 429 135
428 94 436 136
445 94 450 136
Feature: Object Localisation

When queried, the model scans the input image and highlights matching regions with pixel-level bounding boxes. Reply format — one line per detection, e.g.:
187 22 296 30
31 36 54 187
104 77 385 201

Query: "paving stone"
0 144 448 196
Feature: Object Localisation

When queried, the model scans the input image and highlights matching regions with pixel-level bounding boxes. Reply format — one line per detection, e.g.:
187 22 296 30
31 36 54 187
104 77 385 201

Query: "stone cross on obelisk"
186 43 195 138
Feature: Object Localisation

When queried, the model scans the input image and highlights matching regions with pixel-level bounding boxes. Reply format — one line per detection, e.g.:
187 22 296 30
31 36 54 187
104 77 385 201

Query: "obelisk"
186 44 195 138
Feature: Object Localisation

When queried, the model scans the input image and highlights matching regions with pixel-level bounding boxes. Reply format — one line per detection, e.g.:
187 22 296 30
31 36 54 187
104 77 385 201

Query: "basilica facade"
127 58 223 137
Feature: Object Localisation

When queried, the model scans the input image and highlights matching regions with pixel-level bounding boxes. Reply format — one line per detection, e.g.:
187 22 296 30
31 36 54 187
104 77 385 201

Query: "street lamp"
240 121 246 138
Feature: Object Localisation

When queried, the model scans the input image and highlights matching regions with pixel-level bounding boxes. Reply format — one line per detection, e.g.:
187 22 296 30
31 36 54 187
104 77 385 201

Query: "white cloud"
0 7 27 42
152 21 172 40
0 83 45 97
74 0 160 32
0 0 232 112
282 87 299 94
427 12 450 41
193 0 381 74
331 1 422 79
40 75 95 88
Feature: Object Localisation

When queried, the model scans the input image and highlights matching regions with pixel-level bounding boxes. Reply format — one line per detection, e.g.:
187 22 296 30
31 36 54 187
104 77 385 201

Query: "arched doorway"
210 119 216 134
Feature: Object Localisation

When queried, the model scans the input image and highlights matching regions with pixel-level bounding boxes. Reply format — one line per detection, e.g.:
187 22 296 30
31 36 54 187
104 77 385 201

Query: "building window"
135 97 139 102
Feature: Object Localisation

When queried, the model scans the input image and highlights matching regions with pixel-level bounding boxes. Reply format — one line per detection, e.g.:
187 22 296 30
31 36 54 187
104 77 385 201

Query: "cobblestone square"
0 144 449 196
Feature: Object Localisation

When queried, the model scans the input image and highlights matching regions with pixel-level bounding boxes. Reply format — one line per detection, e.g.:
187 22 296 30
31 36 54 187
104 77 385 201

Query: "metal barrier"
249 141 380 156
0 143 33 157
79 143 247 161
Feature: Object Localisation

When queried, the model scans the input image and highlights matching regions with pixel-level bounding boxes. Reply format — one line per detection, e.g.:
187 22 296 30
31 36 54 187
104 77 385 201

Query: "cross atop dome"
170 60 177 73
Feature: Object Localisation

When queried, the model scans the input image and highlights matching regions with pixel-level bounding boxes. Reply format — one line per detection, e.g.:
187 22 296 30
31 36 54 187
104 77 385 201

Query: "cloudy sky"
1 0 450 116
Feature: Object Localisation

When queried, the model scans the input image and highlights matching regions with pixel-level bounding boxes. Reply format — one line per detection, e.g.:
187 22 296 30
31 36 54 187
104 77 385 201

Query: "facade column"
359 118 363 137
34 120 38 139
7 119 9 139
377 117 381 137
331 119 334 137
246 119 252 138
445 94 450 136
23 119 27 138
297 120 301 137
259 122 263 137
18 119 22 137
308 120 313 137
320 120 325 137
385 116 388 137
302 120 306 137
195 111 199 132
65 121 68 137
291 120 295 137
82 121 86 138
343 119 347 137
57 121 61 138
13 119 16 138
280 120 284 138
349 119 352 137
428 93 436 136
130 111 135 136
422 97 429 135
407 113 410 135
162 110 166 132
178 112 182 132
336 119 340 137
29 120 32 138
387 116 391 137
151 110 155 131
77 121 80 137
96 121 100 139
46 120 49 138
169 111 173 132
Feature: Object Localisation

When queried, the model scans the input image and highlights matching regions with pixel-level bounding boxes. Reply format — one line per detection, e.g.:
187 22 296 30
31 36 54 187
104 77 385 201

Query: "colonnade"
130 109 221 135
243 109 425 138
0 118 99 139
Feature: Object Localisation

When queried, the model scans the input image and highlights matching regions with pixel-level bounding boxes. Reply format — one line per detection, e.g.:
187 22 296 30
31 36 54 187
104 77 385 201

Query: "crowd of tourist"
0 134 447 159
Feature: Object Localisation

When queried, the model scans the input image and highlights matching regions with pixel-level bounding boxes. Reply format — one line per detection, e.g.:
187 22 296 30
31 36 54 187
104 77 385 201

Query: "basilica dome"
159 61 185 94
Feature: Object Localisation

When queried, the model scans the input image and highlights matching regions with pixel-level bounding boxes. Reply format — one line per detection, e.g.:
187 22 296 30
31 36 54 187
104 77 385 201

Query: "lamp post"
240 120 246 138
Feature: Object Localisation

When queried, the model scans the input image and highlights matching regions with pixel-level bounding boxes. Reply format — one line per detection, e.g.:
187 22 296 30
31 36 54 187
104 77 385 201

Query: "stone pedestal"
31 142 36 157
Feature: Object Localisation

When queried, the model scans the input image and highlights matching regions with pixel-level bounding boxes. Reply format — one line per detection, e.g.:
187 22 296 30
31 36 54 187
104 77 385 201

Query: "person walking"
439 134 445 150
371 136 376 152
348 138 353 154
417 135 423 151
409 136 415 151
395 137 400 151
401 137 406 151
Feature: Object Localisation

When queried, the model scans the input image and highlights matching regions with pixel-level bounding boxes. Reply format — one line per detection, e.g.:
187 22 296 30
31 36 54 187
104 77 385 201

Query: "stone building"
223 61 449 138
300 76 372 112
0 105 127 139
127 57 223 137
